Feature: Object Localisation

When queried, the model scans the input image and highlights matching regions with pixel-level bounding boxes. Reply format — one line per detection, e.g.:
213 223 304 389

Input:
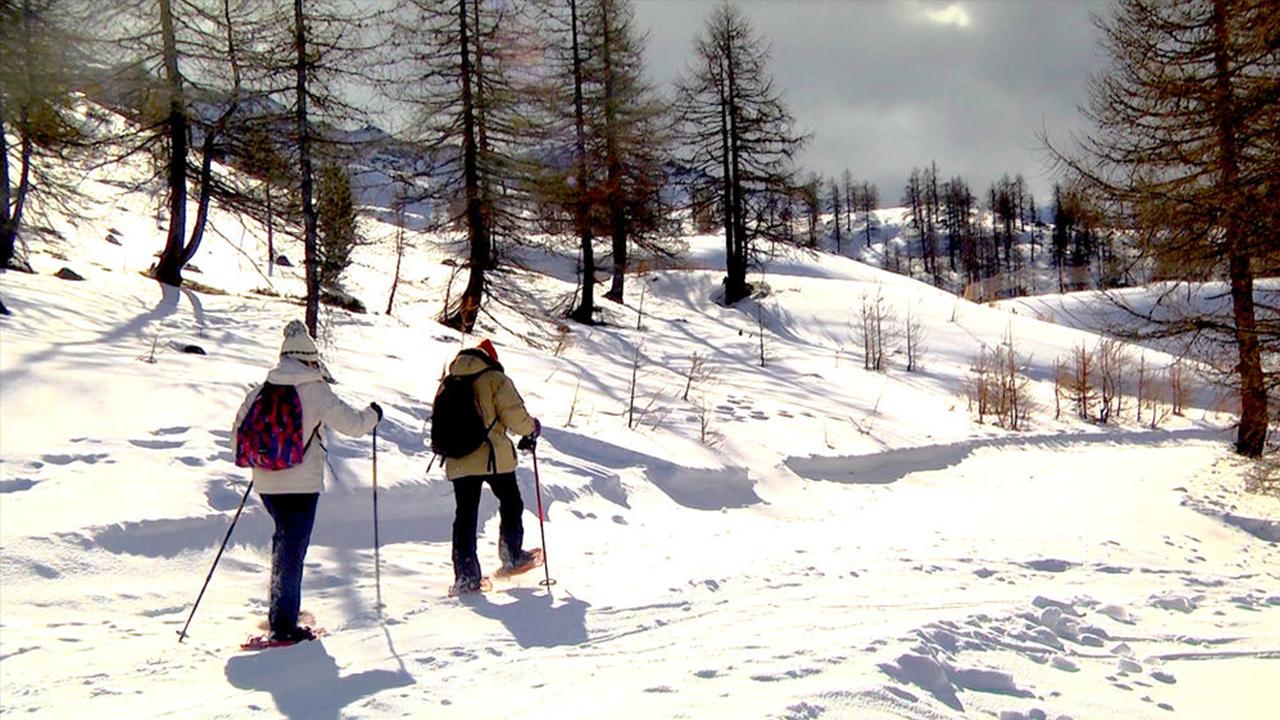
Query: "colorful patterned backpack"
235 383 318 470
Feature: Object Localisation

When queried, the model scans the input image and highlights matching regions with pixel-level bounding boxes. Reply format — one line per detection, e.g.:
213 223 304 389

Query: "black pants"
260 492 319 636
452 472 524 583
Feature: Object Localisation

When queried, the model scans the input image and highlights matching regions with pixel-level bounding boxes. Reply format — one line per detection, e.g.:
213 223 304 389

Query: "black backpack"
430 351 500 460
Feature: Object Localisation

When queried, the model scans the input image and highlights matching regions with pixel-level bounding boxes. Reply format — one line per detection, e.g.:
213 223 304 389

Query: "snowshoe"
448 576 493 597
495 548 544 579
240 625 323 651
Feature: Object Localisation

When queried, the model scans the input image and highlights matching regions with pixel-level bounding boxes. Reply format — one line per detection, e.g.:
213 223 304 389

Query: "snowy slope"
2 145 1278 720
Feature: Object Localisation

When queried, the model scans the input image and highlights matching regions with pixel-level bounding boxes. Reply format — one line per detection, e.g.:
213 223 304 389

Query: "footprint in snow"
153 426 190 436
0 478 39 493
784 701 824 719
1149 594 1197 613
750 668 820 682
42 453 110 465
1023 559 1075 573
128 439 185 450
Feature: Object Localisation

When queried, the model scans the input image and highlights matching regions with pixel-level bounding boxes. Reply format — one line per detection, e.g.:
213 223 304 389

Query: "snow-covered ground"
2 153 1277 719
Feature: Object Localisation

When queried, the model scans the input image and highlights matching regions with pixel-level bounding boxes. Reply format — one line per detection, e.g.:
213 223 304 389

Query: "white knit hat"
279 320 320 361
278 320 335 381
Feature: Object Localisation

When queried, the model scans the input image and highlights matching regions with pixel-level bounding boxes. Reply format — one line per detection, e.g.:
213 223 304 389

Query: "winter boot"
496 548 544 578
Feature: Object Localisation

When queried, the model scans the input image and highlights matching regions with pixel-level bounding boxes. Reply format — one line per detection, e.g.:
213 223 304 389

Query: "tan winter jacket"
232 357 379 494
442 351 537 481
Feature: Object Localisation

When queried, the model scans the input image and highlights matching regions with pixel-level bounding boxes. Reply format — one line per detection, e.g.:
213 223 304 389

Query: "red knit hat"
477 339 499 364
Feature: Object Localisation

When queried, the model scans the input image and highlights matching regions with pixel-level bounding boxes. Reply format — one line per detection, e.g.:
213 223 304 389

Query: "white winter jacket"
232 357 379 495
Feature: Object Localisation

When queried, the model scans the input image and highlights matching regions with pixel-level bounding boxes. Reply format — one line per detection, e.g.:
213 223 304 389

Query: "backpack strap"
302 423 323 456
458 365 501 472
483 415 499 473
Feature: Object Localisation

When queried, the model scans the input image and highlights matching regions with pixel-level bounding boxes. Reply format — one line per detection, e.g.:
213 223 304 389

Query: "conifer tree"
0 0 80 272
394 0 530 332
677 2 805 304
1057 0 1278 455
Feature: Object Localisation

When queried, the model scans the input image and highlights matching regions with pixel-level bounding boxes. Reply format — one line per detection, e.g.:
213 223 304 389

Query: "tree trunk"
844 179 852 235
0 113 32 271
181 0 241 270
864 197 872 247
294 0 320 335
725 33 750 305
444 0 487 333
568 0 596 324
602 0 627 303
0 111 12 269
387 203 404 315
1213 0 1268 456
265 183 275 276
153 0 189 288
470 0 493 252
715 55 738 304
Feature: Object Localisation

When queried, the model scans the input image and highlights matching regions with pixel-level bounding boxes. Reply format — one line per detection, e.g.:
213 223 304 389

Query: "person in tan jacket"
438 339 541 595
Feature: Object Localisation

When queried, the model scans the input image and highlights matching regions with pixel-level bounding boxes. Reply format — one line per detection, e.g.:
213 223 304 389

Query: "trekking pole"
177 479 254 643
372 426 383 616
531 445 556 589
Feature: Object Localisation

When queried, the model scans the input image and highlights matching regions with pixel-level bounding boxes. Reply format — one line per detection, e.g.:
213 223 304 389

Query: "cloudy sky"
632 0 1110 205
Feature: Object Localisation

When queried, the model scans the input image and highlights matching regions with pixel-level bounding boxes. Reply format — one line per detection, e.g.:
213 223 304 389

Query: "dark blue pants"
260 492 318 637
452 473 524 583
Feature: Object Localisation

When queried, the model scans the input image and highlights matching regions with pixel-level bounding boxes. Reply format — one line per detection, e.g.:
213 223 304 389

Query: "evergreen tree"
1057 0 1278 455
394 0 531 332
0 0 81 273
315 163 356 289
829 177 842 254
677 2 805 304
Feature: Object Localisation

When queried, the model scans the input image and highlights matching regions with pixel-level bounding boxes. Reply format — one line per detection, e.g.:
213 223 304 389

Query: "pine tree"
393 0 531 333
594 0 669 304
0 0 80 273
532 0 669 322
829 177 842 254
841 168 853 235
677 2 805 304
87 0 259 289
800 172 820 248
1058 0 1277 456
315 163 356 289
858 181 878 247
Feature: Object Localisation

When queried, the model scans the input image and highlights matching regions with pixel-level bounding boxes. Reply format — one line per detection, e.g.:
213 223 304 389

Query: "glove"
531 418 542 439
517 434 537 452
370 402 384 422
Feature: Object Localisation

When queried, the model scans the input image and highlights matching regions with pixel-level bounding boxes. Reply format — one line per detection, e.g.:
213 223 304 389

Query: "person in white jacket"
232 320 381 642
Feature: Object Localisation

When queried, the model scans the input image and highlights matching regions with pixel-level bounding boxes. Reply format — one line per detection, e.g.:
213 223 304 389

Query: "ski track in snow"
3 431 1276 719
784 427 1232 486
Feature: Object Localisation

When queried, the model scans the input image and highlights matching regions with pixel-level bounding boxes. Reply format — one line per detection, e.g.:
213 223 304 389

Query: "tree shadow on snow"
459 587 590 649
224 639 413 720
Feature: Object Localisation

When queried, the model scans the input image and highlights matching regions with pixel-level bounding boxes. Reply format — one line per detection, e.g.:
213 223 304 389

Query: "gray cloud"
634 0 1109 205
